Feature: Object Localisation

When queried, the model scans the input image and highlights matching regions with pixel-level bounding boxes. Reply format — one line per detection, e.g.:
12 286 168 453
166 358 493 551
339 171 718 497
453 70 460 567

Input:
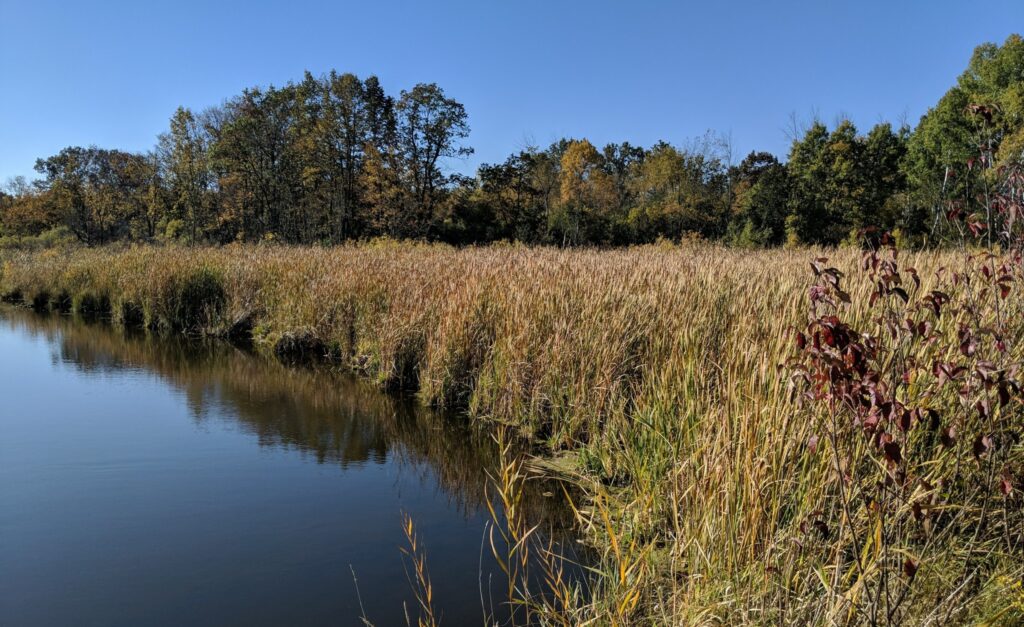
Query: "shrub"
165 267 225 332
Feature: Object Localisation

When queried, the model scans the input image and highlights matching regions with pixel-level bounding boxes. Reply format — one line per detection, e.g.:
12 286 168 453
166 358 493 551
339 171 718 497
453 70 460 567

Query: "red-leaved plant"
789 147 1024 623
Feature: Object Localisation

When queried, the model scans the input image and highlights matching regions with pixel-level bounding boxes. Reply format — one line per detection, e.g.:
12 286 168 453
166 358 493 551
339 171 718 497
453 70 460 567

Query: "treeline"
2 35 1022 248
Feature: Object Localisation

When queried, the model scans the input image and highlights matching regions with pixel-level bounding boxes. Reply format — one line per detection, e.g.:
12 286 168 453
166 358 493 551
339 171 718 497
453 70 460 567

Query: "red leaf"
903 559 919 580
898 409 912 432
907 267 920 289
883 441 902 465
998 383 1011 407
973 434 992 459
1001 475 1014 496
960 338 977 357
941 426 956 447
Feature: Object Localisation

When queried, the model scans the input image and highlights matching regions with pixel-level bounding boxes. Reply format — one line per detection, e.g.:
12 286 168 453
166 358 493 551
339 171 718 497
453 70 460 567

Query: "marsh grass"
2 241 1021 624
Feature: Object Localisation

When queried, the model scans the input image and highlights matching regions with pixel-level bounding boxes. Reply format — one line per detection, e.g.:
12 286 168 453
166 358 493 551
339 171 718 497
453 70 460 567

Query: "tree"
786 122 838 245
861 123 909 237
728 152 790 247
0 177 60 236
904 34 1024 242
599 142 645 243
474 151 550 242
10 44 1018 250
208 86 301 241
298 72 398 242
556 139 617 245
388 84 472 237
34 146 152 245
822 120 867 241
526 141 569 243
135 153 170 241
360 143 408 237
786 120 910 246
628 141 729 242
157 107 214 243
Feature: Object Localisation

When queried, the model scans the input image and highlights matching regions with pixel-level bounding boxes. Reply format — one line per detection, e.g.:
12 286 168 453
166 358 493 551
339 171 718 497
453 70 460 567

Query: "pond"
0 307 579 626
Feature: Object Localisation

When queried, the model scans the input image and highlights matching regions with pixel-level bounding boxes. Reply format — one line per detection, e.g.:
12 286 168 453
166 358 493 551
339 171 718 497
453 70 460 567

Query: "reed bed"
2 241 1021 624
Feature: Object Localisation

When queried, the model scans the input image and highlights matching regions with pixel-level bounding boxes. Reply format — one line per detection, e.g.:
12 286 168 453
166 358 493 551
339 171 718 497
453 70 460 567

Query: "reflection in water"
37 312 495 508
0 307 580 627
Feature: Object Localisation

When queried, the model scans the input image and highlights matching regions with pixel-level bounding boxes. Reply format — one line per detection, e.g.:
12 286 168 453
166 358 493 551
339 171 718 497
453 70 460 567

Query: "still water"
0 307 574 626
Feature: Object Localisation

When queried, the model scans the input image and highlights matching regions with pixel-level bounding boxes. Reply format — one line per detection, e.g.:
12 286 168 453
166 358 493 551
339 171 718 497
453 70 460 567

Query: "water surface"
0 307 573 626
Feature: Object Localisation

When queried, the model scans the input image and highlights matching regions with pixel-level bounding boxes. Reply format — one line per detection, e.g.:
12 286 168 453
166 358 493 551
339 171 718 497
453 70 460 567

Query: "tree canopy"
3 35 1023 249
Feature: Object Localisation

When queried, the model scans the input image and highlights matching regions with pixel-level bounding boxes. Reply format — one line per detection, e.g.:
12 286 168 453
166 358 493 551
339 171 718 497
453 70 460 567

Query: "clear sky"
1 0 1021 182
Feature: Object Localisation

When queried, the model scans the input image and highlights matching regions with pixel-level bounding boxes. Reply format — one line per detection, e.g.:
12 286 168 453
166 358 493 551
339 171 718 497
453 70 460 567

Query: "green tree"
728 152 790 247
904 34 1024 241
786 121 829 245
628 141 729 242
475 152 544 242
301 72 398 242
157 107 213 243
393 83 473 237
786 120 909 246
208 86 301 241
861 123 909 238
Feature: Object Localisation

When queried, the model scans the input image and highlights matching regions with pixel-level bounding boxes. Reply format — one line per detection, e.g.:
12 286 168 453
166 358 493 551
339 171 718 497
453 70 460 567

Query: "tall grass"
2 241 1020 624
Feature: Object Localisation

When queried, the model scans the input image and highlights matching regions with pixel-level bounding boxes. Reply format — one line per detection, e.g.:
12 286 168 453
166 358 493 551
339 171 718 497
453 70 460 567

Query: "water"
0 307 577 626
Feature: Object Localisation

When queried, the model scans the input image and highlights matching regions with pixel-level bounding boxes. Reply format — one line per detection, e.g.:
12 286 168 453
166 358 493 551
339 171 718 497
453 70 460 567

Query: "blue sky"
1 1 1021 182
